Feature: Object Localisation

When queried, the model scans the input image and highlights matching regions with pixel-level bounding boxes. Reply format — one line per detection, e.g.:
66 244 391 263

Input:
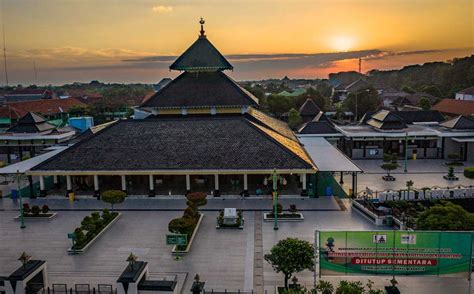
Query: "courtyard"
0 197 471 293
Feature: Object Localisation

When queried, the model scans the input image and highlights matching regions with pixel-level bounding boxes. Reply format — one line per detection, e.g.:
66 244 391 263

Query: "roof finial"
199 17 205 37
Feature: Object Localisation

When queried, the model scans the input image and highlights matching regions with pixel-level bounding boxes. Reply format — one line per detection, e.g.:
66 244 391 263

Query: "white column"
66 175 72 190
186 175 191 191
53 175 58 185
94 175 99 191
214 174 219 191
121 175 127 191
39 175 45 190
243 174 248 190
149 174 154 191
302 174 307 190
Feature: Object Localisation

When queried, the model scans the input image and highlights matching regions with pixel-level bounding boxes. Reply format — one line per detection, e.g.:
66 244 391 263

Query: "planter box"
15 213 57 221
172 213 204 256
443 175 459 181
263 212 304 222
67 213 121 255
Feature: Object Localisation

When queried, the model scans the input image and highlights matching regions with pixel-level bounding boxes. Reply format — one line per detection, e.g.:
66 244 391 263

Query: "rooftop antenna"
1 0 8 86
358 58 362 74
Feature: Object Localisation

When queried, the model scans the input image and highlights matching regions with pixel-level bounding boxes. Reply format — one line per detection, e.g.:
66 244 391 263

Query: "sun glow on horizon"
330 36 356 52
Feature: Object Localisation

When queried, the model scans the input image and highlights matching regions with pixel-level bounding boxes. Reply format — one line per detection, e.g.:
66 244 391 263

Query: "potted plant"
443 166 459 181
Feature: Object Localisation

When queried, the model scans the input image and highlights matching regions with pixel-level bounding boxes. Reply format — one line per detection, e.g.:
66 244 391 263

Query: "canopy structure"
299 137 362 172
452 137 474 143
0 146 68 174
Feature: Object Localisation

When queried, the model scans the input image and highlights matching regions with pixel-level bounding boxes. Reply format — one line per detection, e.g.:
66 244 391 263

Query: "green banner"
166 234 187 246
319 231 472 278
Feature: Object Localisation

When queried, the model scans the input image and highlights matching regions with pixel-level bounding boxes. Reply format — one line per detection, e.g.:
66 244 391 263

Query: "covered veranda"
26 169 314 198
299 137 362 197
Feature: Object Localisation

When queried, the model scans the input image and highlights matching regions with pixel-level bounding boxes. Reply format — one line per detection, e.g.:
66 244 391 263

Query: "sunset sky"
1 0 473 85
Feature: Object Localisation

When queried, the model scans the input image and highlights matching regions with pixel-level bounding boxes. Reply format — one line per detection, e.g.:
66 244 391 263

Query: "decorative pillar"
301 173 307 196
53 175 59 188
93 175 100 198
186 174 191 194
243 174 249 197
148 174 155 197
213 174 220 197
121 175 127 194
39 175 46 197
339 172 344 184
66 175 72 197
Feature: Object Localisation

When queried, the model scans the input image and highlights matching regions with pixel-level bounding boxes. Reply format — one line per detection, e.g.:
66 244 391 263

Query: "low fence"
35 284 115 294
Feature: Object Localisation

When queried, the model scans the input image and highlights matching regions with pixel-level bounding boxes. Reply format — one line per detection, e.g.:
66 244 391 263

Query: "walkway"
0 196 341 211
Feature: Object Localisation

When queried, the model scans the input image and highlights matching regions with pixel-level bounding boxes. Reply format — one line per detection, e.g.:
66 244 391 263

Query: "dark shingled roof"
299 99 321 117
440 115 474 130
360 110 444 126
7 112 56 133
169 36 233 71
367 110 407 130
298 121 340 135
32 116 314 172
141 71 258 108
246 108 297 141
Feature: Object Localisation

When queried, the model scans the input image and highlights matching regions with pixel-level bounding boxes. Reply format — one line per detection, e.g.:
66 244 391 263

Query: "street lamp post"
404 132 408 173
265 169 285 231
16 171 25 229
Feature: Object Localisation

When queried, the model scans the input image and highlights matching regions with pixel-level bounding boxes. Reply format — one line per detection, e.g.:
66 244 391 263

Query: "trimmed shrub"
464 167 474 179
101 190 126 211
102 208 112 221
186 192 207 206
289 204 298 213
31 205 41 216
41 205 49 214
23 203 30 214
183 206 198 219
168 217 196 237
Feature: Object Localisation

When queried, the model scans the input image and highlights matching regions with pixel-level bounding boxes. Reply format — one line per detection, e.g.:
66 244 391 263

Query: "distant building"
277 88 306 97
331 79 371 102
0 112 77 163
298 98 322 123
432 99 474 117
391 92 438 109
455 86 474 101
297 109 474 161
4 89 55 102
5 98 87 127
57 89 103 105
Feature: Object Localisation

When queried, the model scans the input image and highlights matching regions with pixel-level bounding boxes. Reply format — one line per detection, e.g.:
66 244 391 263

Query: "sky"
0 0 473 85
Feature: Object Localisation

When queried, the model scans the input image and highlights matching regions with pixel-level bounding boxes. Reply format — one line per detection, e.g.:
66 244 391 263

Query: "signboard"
319 231 472 277
166 234 187 246
67 233 76 240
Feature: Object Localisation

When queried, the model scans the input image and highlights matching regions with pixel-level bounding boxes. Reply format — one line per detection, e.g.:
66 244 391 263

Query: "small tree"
316 280 334 294
264 238 314 288
406 180 414 191
381 163 398 178
464 167 474 179
288 108 302 129
416 202 474 230
101 190 126 211
418 97 432 110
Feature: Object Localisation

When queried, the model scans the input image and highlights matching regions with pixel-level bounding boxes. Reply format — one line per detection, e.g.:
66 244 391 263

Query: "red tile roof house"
432 99 474 117
6 98 86 116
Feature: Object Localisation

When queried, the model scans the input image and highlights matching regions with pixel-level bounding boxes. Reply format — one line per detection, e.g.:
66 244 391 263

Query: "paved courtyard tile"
0 210 254 293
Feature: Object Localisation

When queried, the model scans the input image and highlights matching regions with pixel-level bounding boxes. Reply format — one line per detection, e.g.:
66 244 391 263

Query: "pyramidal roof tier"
7 112 56 133
169 18 233 71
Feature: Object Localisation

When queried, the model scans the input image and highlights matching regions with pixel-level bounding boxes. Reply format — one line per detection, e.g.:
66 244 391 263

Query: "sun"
331 36 355 52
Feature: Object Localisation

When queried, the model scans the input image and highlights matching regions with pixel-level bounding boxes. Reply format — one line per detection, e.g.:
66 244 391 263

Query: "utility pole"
33 61 38 84
1 0 8 86
358 58 362 74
